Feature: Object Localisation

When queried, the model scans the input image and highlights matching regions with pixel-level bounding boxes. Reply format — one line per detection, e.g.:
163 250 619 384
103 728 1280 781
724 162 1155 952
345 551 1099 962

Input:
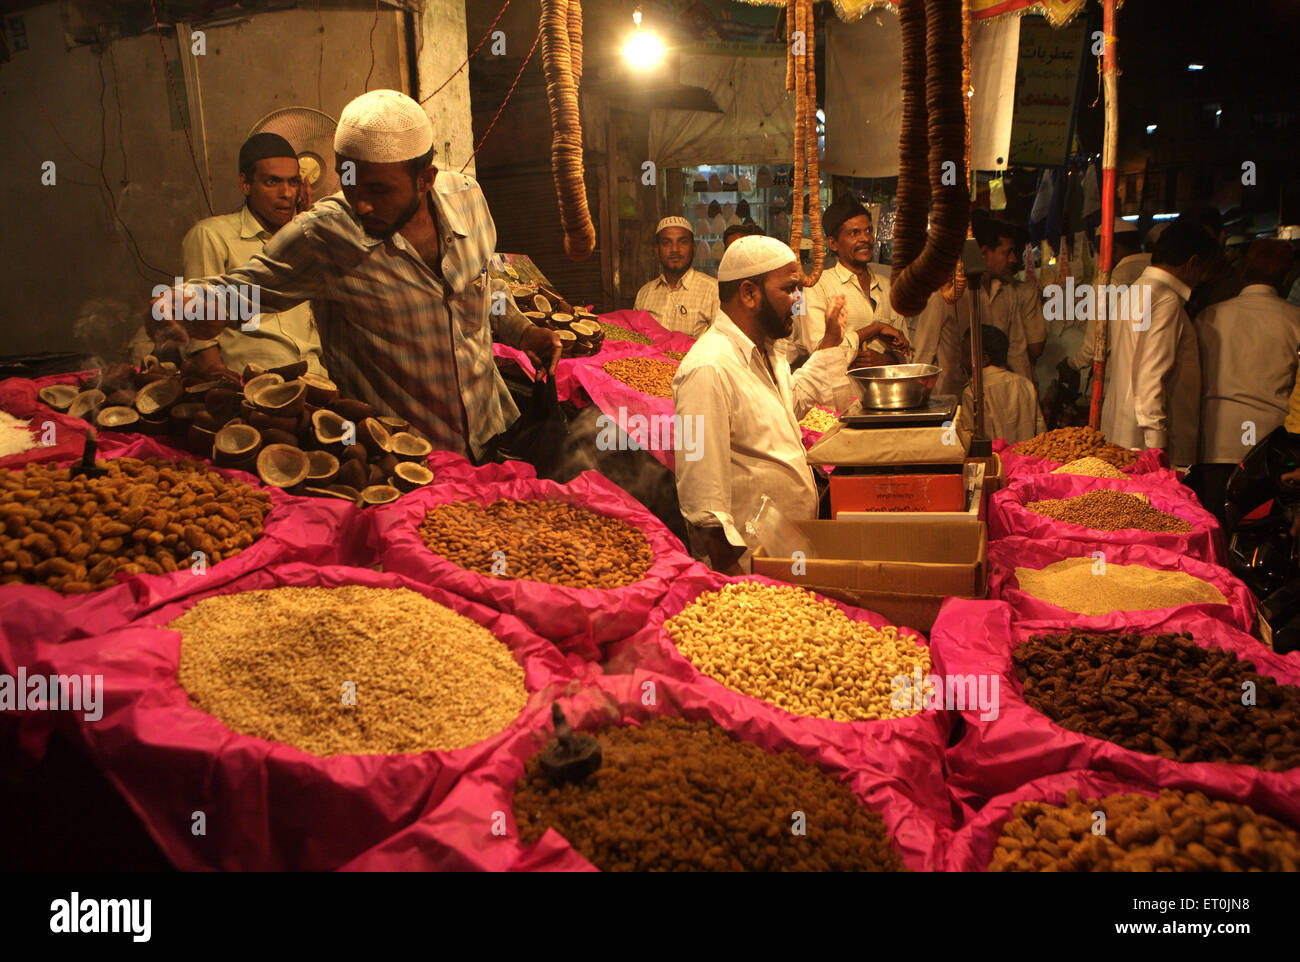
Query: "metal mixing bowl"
848 363 942 410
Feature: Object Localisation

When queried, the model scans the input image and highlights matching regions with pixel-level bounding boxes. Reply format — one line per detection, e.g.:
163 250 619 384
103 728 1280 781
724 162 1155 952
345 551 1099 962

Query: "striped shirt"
634 268 719 337
187 171 530 457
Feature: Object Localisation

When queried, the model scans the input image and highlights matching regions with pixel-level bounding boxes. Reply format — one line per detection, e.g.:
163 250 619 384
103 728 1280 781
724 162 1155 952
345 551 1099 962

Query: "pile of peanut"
664 581 931 722
991 788 1300 871
514 717 905 871
600 357 679 399
1011 427 1138 468
1025 489 1191 533
1014 630 1300 770
419 499 654 589
0 457 272 593
1052 457 1126 479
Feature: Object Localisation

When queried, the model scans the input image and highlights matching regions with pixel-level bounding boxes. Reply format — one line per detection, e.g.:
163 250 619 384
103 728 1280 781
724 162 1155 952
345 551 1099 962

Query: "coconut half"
134 376 183 417
248 379 307 417
96 406 139 429
299 373 339 406
391 462 434 492
389 432 433 461
37 384 78 411
67 389 106 421
305 449 339 484
357 417 391 458
312 408 349 446
256 443 310 488
213 423 262 466
360 484 401 506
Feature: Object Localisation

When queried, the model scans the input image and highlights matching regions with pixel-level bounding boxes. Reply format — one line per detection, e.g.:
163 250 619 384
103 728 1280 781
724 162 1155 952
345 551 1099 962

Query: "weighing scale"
838 395 958 430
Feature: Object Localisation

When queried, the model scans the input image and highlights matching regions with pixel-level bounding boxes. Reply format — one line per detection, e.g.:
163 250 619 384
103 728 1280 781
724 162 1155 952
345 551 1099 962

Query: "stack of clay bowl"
513 286 604 359
51 358 434 505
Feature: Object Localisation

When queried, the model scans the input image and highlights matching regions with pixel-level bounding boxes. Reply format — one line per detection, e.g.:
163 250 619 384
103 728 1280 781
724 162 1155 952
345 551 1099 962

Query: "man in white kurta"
674 236 907 573
1100 220 1218 467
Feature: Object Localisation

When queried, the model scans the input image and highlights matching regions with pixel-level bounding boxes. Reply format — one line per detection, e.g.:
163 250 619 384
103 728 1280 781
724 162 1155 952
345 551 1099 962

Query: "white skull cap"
334 90 434 163
656 216 693 236
717 235 797 282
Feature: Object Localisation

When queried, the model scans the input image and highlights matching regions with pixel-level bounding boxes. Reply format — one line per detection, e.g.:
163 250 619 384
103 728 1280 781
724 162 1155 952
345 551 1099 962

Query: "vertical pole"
1089 0 1117 429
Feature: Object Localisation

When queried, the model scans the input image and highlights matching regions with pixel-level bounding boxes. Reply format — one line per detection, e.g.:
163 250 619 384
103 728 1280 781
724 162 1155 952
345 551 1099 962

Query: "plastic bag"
988 536 1255 632
944 768 1300 871
0 436 368 646
990 471 1224 563
369 470 695 652
933 599 1300 810
340 669 947 871
28 563 579 871
600 568 957 824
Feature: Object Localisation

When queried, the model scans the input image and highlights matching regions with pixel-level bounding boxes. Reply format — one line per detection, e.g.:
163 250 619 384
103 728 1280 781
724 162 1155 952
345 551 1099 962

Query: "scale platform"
838 394 958 429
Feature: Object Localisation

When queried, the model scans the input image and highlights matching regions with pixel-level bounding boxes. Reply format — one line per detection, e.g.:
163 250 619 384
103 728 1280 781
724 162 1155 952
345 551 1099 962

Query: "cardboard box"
829 473 965 514
835 462 988 523
751 518 988 631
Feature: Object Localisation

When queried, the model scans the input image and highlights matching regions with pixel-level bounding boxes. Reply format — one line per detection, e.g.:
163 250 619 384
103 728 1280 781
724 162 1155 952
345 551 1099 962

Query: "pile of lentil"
1025 489 1191 533
419 499 654 589
1052 456 1126 479
799 406 839 433
664 581 931 721
662 350 687 362
1 457 271 593
600 357 679 399
990 787 1300 871
597 321 653 345
172 585 527 756
514 717 905 871
1014 557 1227 615
1011 426 1138 468
1014 630 1300 770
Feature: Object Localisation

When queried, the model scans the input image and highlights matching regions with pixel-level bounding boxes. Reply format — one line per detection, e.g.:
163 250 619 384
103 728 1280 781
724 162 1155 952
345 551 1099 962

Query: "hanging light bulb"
624 6 664 69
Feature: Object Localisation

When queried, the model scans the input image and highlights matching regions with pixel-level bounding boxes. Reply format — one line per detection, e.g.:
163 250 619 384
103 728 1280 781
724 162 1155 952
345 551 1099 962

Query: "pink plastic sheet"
425 450 537 484
0 376 131 469
340 669 946 871
987 535 1255 632
601 308 699 354
0 436 367 647
944 768 1300 871
27 563 579 871
990 471 1225 563
492 338 662 407
932 599 1300 811
369 470 695 649
570 352 682 470
600 567 958 824
993 439 1175 480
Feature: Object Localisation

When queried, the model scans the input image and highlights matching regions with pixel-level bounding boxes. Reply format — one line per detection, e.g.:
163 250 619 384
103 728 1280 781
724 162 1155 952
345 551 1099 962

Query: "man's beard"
366 191 423 240
757 287 792 340
841 244 874 269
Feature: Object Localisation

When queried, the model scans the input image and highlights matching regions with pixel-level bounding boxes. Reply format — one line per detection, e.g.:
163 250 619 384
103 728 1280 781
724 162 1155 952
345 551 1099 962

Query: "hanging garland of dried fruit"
945 0 973 304
540 0 596 262
890 0 968 317
786 0 823 287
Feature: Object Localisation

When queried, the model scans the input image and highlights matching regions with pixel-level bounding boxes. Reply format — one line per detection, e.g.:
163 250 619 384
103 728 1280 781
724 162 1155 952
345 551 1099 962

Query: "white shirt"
1100 265 1200 465
634 268 719 337
797 261 909 409
959 365 1046 444
914 288 967 399
672 309 858 548
1197 284 1300 463
922 275 1035 384
1067 252 1152 372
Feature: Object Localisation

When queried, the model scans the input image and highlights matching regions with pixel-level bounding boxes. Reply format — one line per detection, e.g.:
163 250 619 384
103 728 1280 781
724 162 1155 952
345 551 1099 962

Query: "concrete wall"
415 0 474 175
0 2 427 357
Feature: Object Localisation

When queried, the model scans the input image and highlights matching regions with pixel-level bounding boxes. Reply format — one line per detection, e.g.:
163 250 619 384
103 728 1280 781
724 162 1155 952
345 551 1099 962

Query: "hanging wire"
460 23 542 173
423 0 512 104
147 0 214 215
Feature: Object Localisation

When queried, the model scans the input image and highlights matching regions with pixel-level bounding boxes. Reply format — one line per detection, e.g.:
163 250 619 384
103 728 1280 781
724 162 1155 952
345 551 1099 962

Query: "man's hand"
297 178 313 214
520 324 563 378
816 294 848 351
862 321 911 353
852 348 895 369
189 346 240 383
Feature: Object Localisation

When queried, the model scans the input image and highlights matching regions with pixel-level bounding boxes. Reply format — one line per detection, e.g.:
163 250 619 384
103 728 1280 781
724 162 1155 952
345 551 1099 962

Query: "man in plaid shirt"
149 90 560 461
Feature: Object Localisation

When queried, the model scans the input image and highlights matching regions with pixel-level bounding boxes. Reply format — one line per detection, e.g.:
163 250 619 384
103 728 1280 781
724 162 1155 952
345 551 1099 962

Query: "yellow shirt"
181 206 326 376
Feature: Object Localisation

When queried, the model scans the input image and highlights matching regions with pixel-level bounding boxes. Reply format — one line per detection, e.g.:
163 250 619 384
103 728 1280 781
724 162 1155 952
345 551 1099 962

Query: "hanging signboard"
1008 14 1089 167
